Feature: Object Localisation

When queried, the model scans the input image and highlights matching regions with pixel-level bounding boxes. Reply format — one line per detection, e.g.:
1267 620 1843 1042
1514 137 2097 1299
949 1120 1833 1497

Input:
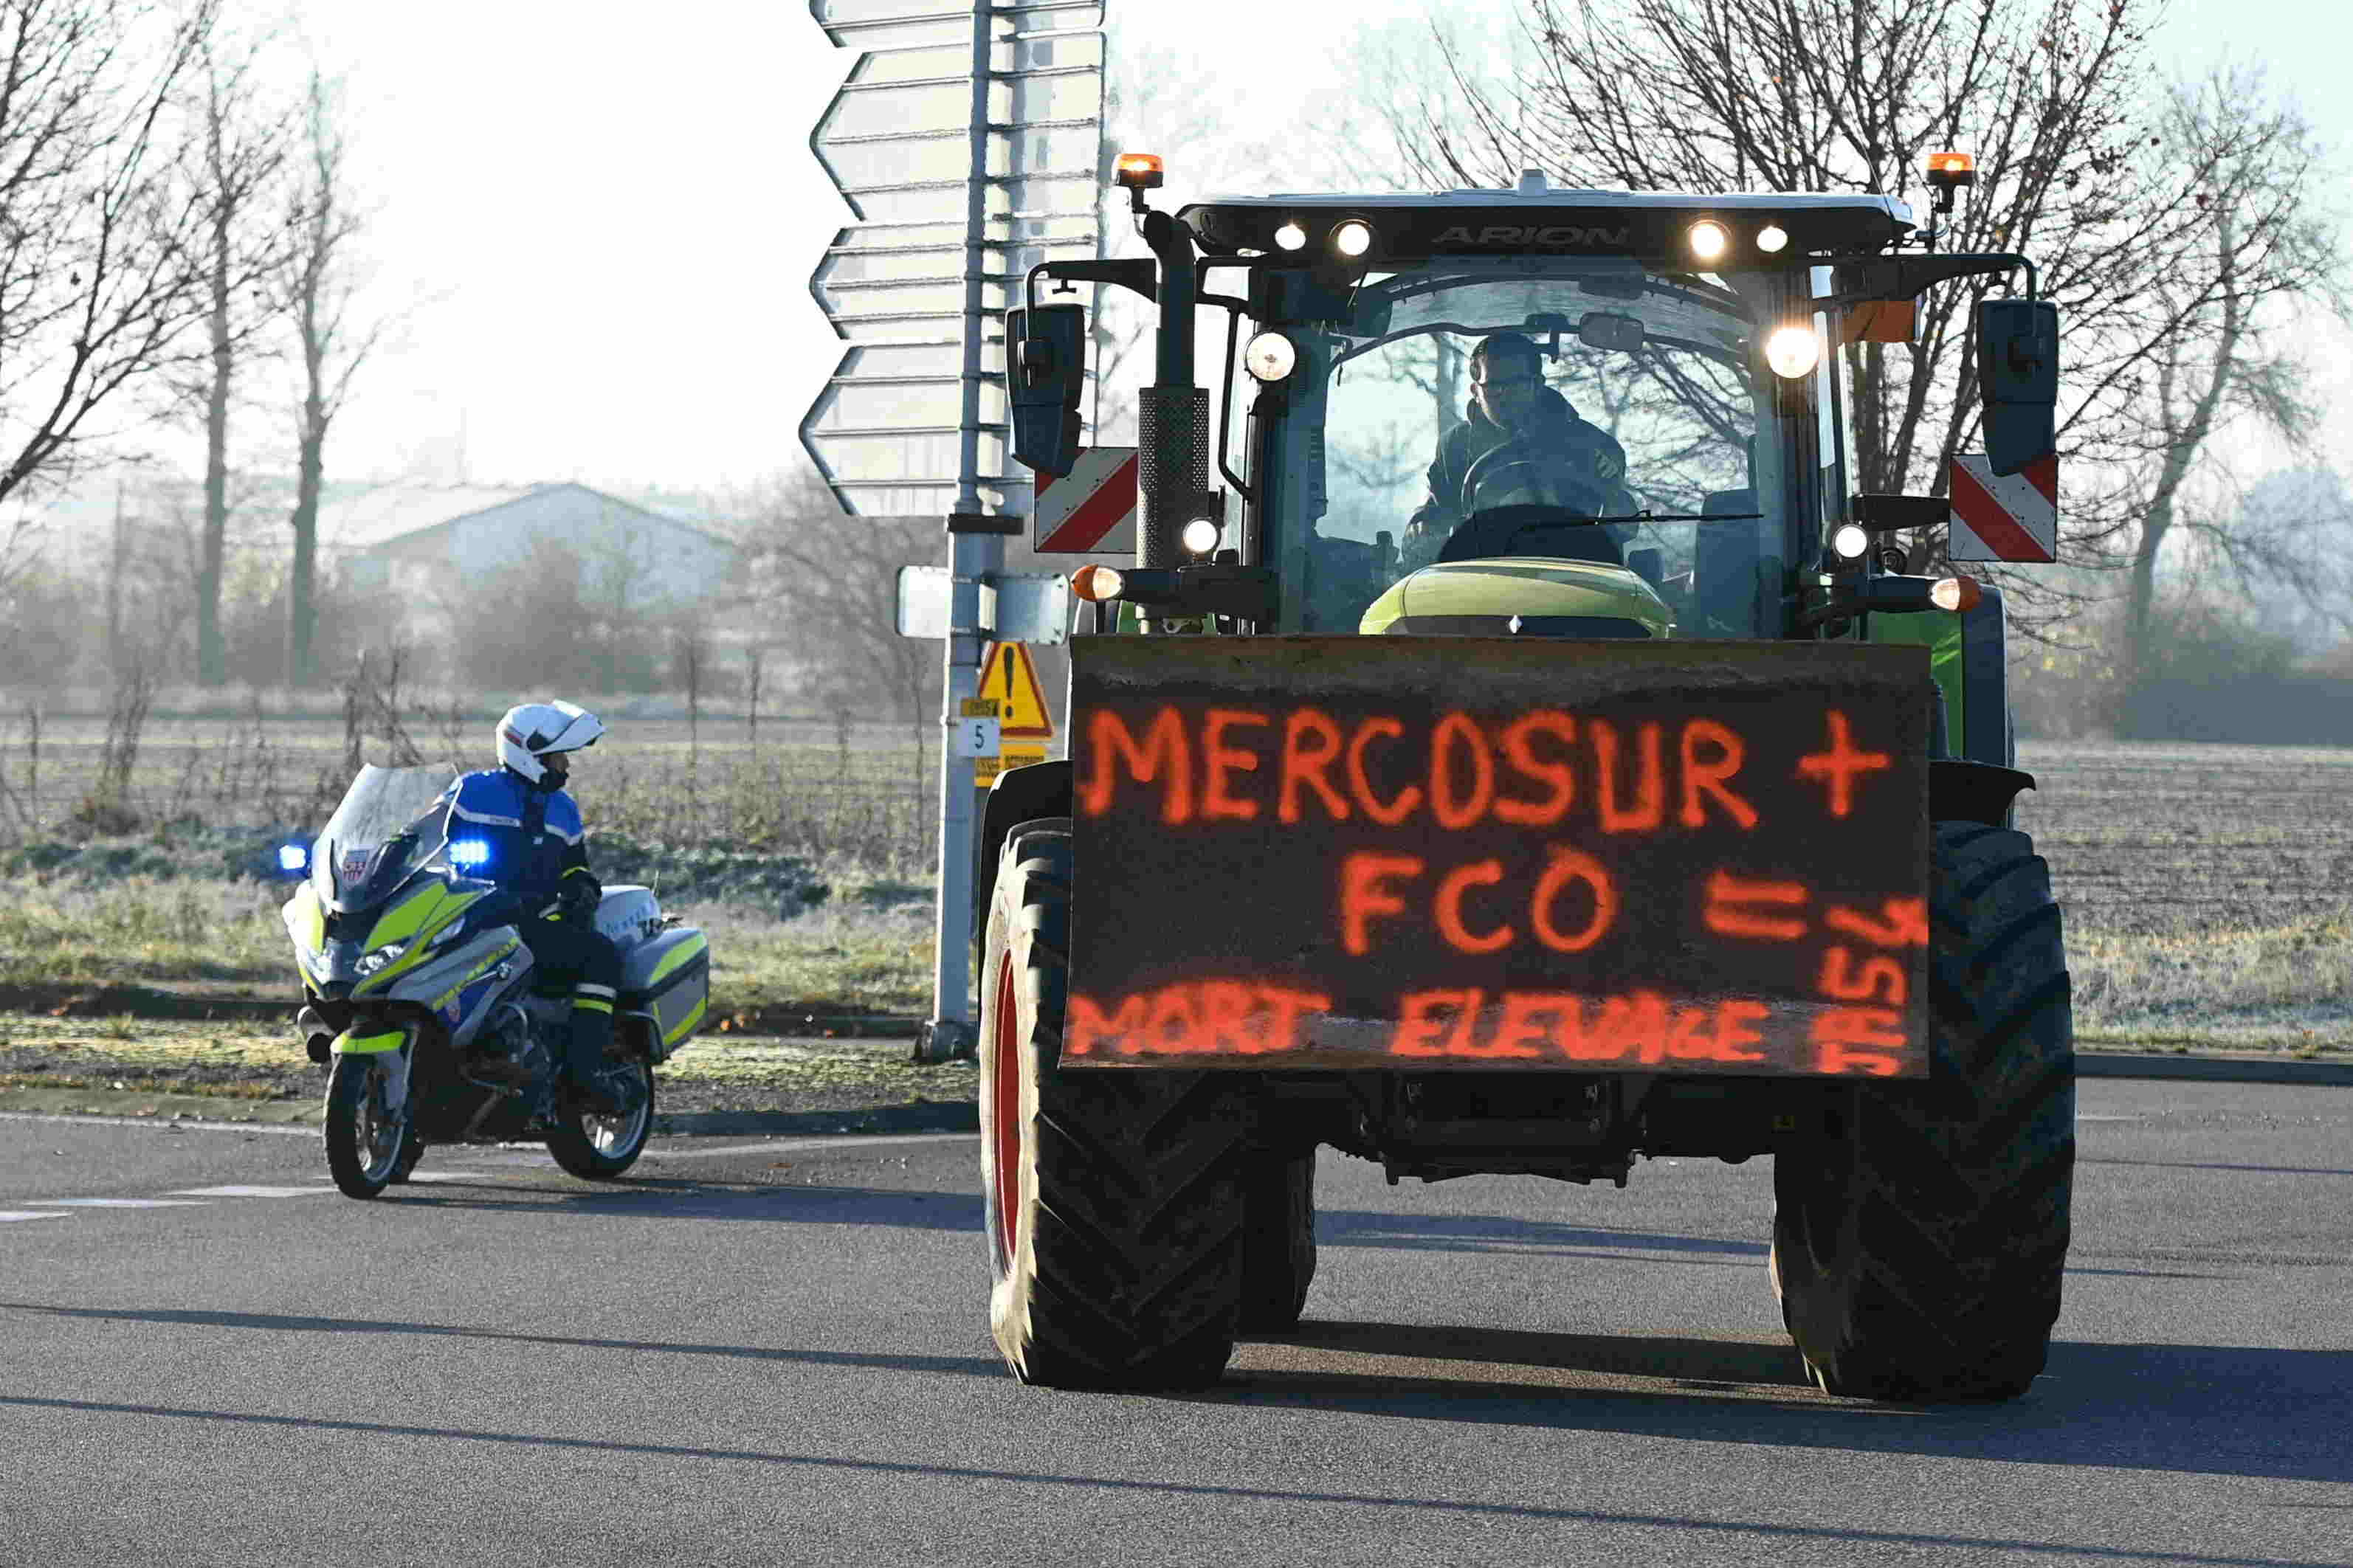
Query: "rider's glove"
554 871 602 923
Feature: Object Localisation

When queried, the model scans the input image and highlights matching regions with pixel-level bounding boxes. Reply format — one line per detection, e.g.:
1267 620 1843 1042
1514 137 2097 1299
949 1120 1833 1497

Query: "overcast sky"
296 0 2353 497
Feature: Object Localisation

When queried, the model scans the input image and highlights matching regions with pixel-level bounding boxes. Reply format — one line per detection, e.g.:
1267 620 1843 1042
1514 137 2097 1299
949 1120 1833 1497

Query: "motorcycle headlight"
354 943 404 978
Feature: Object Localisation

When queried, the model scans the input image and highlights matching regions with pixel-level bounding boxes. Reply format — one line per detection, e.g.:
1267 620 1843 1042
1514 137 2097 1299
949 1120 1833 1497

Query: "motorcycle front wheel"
546 1059 654 1180
325 1053 411 1199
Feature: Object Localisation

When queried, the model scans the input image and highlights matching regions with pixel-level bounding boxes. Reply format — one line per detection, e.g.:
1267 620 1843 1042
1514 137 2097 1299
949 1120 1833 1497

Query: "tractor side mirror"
1977 298 2057 477
1007 302 1086 477
1851 494 1949 533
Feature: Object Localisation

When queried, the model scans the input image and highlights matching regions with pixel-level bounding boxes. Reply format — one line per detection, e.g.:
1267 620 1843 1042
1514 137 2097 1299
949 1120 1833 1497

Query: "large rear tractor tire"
1772 821 2075 1401
980 821 1250 1389
1236 1149 1317 1334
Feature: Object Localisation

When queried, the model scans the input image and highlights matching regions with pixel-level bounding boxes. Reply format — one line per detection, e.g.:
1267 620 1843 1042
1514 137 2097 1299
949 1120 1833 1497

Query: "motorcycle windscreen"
311 764 461 913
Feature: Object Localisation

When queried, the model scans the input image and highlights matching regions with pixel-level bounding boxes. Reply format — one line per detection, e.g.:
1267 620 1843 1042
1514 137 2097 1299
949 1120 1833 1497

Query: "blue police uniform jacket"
438 768 589 907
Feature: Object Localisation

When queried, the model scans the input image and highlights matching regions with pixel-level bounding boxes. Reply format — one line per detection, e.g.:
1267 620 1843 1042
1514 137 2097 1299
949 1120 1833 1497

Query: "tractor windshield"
1247 258 1835 638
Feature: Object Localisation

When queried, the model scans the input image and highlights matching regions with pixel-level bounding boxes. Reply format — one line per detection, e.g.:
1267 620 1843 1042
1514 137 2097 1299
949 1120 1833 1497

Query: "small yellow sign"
976 746 1049 789
978 641 1055 739
960 697 1001 719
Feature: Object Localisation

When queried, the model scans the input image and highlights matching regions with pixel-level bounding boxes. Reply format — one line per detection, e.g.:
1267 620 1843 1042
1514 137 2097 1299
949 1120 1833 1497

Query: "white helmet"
495 700 604 785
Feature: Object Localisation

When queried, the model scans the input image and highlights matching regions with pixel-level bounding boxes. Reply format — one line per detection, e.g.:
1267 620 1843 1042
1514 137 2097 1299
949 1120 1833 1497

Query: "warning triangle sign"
978 641 1055 739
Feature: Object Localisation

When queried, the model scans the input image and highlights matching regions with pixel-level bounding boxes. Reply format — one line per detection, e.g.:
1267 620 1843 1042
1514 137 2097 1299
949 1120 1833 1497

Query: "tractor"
976 153 2071 1402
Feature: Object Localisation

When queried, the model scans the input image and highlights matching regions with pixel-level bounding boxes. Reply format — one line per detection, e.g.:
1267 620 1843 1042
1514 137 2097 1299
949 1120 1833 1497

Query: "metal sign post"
803 0 1105 1060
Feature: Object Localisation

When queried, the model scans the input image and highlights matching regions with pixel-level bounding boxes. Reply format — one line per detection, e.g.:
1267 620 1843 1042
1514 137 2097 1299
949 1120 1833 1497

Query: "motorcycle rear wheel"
547 1059 655 1179
325 1054 410 1199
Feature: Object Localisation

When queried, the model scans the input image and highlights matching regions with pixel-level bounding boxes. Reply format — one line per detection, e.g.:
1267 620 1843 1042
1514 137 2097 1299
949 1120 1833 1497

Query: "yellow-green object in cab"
1361 558 1672 639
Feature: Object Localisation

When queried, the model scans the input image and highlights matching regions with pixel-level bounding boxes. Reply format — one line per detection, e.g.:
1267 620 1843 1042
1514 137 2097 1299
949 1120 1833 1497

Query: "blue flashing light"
278 843 309 873
449 838 493 870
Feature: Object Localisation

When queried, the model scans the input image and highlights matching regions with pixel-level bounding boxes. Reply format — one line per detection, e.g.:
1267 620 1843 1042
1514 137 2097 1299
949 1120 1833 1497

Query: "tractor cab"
1179 181 1917 641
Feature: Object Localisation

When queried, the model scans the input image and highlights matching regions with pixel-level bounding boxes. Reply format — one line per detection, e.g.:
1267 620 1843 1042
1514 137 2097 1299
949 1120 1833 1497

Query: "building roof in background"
323 483 544 553
324 481 738 556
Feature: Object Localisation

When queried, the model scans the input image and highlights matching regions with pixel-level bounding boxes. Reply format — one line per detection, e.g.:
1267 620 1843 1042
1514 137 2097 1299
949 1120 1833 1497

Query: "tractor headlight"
1331 219 1374 259
1244 331 1297 383
1181 517 1222 556
1832 523 1871 561
1757 224 1790 254
1687 219 1729 263
1765 324 1822 379
1274 220 1306 252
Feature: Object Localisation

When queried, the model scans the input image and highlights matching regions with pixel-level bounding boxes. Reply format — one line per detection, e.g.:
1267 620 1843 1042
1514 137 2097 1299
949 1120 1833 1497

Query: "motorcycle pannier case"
618 928 709 1063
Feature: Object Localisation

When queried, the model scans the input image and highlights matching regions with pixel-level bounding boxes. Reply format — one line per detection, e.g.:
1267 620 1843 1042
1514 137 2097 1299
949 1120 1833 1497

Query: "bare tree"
728 466 939 731
278 68 383 688
1349 1 2348 632
2109 66 2349 675
0 0 229 584
184 24 290 687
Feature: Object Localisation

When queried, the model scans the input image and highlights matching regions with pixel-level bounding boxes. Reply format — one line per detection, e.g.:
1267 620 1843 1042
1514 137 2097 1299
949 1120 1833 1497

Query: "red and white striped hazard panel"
1948 453 2058 564
1033 446 1137 555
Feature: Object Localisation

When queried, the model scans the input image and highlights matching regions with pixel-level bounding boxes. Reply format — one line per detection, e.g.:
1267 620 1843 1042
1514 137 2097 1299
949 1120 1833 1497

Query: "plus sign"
1797 710 1891 818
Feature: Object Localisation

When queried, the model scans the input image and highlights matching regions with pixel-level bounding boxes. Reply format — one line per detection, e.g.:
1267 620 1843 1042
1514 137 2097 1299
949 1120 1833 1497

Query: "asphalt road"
2 1079 2348 1567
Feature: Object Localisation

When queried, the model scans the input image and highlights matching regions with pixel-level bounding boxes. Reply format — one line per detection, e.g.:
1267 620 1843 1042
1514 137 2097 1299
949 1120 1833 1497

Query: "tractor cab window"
1250 258 1821 639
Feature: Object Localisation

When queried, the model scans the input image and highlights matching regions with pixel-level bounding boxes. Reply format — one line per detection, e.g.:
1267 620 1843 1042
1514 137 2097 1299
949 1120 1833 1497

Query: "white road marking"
0 1111 315 1137
25 1198 212 1209
166 1185 337 1198
394 1172 500 1184
639 1131 977 1164
0 1210 70 1222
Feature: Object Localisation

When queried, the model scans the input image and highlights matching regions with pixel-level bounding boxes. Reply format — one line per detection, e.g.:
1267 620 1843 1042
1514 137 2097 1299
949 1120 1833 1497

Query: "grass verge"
0 1013 976 1124
0 872 940 1018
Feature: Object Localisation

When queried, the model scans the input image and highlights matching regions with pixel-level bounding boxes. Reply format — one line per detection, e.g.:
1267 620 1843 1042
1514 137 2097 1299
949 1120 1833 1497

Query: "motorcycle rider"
440 700 629 1116
1402 330 1633 565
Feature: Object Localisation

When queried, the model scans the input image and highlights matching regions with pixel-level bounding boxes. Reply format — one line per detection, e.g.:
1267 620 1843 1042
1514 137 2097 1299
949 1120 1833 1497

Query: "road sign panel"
976 746 1050 789
810 0 969 49
1948 454 2057 563
1034 446 1137 553
952 715 1002 758
803 2 1105 517
979 640 1055 737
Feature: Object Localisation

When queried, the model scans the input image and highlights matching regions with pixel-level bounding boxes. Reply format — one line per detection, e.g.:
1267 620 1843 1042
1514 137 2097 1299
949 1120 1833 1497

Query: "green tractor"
978 154 2071 1402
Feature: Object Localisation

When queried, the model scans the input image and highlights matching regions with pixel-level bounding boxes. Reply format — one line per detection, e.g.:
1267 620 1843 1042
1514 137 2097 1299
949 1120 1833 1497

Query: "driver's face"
1472 359 1544 432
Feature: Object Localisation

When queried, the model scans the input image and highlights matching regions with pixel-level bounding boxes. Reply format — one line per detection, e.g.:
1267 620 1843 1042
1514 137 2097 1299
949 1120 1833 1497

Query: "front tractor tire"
980 821 1250 1389
1236 1150 1317 1334
1772 821 2075 1402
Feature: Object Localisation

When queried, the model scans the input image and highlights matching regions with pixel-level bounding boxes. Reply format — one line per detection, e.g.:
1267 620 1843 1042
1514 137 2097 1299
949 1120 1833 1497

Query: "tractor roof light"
1331 218 1374 260
1930 574 1984 612
1925 151 1977 190
1115 152 1164 213
1071 563 1126 601
1274 219 1307 252
1757 223 1790 254
1687 219 1729 264
1244 331 1298 383
1764 323 1822 379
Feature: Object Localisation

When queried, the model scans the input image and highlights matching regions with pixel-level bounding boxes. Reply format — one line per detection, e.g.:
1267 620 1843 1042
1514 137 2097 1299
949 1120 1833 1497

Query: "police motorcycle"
281 764 710 1198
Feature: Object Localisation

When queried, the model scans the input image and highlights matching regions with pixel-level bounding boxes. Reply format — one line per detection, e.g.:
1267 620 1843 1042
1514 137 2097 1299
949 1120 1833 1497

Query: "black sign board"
1066 637 1932 1077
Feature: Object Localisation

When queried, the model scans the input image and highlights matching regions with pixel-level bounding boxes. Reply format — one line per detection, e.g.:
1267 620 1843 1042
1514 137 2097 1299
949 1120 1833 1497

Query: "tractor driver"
1402 331 1633 567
